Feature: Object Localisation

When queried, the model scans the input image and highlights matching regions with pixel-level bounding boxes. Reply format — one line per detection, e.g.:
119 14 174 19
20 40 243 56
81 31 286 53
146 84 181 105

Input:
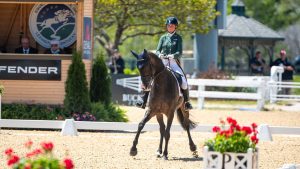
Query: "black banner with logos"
111 74 142 106
0 59 61 80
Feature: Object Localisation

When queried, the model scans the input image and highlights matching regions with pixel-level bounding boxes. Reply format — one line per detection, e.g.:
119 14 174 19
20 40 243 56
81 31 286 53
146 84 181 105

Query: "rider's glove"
167 54 174 59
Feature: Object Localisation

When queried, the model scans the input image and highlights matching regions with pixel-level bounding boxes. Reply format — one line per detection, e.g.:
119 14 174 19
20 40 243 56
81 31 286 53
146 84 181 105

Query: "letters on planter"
203 146 258 169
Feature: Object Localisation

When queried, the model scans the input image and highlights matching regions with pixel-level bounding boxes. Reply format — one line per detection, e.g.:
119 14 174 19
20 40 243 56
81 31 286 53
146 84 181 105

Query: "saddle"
166 67 183 88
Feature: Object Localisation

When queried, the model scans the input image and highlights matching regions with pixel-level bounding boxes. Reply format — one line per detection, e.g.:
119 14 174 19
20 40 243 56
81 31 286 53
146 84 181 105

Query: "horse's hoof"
156 150 162 158
190 144 197 152
163 155 168 160
130 147 137 156
192 150 199 158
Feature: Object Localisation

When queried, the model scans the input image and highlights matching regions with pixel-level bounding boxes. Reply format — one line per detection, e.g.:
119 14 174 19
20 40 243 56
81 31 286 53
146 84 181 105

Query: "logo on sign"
29 4 76 48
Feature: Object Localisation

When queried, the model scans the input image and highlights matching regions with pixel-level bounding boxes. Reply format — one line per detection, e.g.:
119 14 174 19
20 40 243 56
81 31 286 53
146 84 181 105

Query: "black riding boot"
136 91 150 109
182 89 193 110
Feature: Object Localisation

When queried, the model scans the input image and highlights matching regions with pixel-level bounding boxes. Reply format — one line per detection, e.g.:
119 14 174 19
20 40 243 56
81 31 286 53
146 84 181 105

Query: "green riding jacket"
156 32 183 59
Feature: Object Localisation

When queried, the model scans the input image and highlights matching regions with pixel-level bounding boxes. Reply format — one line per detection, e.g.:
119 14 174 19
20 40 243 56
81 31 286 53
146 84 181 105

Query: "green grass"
293 75 300 95
191 99 257 106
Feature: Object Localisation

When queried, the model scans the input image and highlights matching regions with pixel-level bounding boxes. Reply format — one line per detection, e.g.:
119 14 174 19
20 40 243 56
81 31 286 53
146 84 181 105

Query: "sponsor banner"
0 59 61 80
29 4 76 48
83 17 92 59
111 74 142 106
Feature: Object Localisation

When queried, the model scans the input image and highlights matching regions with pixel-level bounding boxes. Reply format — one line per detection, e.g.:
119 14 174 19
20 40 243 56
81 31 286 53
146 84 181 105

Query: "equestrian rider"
136 16 193 110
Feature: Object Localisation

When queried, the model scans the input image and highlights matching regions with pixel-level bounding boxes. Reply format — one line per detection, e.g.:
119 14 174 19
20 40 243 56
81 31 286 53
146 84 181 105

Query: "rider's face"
167 24 176 33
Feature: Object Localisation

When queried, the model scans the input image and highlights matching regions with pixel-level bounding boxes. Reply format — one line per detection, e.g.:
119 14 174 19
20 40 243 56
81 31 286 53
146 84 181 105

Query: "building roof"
219 14 284 41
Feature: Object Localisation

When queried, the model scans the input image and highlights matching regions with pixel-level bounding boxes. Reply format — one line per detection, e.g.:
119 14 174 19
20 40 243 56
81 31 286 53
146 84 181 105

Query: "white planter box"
203 146 258 169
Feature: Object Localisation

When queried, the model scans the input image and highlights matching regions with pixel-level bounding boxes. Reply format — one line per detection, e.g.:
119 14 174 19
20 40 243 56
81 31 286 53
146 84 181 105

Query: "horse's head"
131 49 153 88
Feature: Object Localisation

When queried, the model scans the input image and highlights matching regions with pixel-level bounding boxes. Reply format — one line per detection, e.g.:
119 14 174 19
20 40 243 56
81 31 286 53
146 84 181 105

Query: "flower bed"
4 140 74 169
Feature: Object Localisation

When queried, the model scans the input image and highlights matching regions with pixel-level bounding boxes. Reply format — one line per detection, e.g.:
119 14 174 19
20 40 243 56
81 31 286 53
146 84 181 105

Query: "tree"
90 53 112 105
64 51 91 113
95 0 218 57
227 0 300 30
281 23 300 58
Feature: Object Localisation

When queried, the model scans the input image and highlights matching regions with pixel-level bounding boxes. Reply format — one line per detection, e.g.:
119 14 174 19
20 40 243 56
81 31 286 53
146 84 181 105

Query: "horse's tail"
176 109 197 130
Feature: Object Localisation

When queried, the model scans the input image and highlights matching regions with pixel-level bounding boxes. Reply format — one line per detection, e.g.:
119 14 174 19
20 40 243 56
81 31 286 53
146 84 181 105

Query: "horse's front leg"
156 114 165 157
130 110 153 156
162 112 174 160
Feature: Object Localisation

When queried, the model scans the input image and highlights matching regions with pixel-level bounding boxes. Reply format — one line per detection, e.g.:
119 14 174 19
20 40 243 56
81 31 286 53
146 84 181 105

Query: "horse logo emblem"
29 4 76 48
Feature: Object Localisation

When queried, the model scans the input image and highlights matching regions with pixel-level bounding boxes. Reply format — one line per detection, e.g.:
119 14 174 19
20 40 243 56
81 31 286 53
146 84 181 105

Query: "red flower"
41 142 54 152
25 140 33 149
235 125 241 131
241 126 252 135
5 148 13 156
212 126 221 133
26 149 42 158
7 155 19 166
226 117 237 126
251 135 259 144
251 123 258 129
64 158 74 169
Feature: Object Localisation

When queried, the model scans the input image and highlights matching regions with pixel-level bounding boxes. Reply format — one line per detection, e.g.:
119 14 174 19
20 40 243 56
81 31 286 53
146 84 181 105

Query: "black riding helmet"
165 17 178 25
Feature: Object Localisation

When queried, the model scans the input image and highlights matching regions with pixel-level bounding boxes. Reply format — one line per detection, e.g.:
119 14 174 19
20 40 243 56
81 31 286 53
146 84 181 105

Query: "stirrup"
185 101 193 110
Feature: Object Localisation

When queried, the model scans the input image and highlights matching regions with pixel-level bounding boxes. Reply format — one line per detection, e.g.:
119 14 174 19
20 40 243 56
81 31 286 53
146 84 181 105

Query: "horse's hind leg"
162 112 174 160
184 110 198 157
130 110 153 156
187 127 198 157
156 114 165 157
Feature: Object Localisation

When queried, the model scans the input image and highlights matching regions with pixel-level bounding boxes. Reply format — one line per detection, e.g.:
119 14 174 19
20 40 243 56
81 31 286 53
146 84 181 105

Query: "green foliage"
227 0 300 30
0 84 4 95
2 104 68 120
64 51 91 113
95 0 218 56
204 117 258 153
91 102 128 122
123 68 140 75
90 53 112 105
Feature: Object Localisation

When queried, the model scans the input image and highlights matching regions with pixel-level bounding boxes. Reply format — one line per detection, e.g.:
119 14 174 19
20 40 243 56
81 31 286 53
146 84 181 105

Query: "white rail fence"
188 78 267 111
1 119 299 137
269 66 300 103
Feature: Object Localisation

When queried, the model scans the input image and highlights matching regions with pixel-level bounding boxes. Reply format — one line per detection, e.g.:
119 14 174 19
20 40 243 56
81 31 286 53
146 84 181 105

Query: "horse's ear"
130 50 138 59
143 49 147 55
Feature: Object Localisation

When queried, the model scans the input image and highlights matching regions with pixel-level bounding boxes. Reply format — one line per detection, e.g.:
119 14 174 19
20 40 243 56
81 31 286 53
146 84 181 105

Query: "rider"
136 16 193 110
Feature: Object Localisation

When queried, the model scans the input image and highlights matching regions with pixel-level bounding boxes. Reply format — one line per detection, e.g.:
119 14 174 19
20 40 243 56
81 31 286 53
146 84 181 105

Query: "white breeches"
162 58 188 90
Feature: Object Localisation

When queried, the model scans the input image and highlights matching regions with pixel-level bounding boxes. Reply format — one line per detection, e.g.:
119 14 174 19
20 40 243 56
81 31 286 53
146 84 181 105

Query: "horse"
40 9 72 33
130 49 198 160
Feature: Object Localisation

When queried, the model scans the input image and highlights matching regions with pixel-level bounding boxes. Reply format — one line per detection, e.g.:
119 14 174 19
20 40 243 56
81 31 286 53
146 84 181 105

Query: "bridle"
137 55 166 90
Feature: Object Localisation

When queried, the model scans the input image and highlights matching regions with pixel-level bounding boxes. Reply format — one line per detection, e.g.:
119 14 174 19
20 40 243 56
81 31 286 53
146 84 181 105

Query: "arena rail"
187 78 267 111
0 119 299 136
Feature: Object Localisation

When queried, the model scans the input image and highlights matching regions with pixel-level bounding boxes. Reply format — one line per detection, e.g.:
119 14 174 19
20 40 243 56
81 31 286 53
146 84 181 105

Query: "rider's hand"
159 54 164 58
167 54 174 59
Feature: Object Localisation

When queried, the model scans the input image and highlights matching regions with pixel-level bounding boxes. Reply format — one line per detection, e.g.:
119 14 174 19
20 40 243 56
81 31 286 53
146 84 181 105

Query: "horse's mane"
147 52 165 71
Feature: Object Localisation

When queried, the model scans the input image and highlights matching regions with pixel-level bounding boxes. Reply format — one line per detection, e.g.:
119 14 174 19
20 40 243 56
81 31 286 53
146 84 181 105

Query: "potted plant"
203 117 259 169
4 140 74 169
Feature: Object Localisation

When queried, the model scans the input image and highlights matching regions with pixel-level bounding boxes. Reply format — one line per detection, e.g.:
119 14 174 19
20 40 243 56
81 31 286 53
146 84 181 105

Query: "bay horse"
130 49 198 160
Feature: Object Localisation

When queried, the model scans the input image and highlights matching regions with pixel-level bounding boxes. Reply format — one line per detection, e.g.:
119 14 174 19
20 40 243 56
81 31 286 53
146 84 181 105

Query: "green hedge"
1 104 68 120
2 103 128 122
90 102 128 122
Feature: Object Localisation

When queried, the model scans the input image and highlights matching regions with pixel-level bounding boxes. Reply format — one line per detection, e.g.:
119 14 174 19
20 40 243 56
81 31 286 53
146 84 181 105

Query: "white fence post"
256 80 266 111
197 85 205 109
270 66 284 103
